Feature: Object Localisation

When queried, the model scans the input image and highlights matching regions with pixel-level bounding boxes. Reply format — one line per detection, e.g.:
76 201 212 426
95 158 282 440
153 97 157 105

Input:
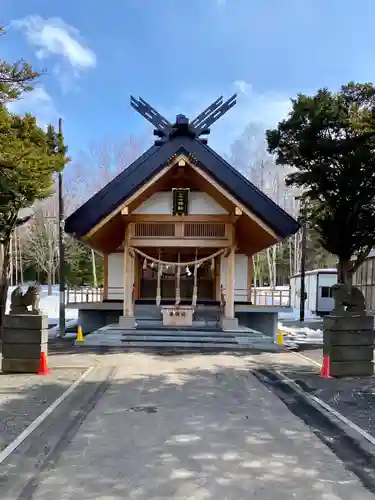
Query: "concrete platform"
75 324 284 352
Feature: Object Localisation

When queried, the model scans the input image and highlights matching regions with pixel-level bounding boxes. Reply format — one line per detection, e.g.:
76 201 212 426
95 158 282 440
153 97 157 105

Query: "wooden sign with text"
172 189 189 216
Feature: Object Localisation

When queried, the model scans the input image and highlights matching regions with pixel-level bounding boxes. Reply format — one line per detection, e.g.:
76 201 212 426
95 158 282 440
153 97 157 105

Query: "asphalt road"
5 352 374 500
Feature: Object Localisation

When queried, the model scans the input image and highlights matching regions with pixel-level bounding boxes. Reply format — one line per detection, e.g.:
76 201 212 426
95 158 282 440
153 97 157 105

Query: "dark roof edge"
66 145 159 224
201 142 299 230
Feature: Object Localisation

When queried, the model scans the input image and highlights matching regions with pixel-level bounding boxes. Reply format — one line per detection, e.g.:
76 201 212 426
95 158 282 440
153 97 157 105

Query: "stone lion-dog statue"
10 283 41 315
331 283 366 315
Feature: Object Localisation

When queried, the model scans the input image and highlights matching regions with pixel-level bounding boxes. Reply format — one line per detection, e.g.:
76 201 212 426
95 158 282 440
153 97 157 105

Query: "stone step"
76 333 280 351
121 335 238 343
123 330 237 337
103 341 275 350
106 328 269 339
135 321 219 331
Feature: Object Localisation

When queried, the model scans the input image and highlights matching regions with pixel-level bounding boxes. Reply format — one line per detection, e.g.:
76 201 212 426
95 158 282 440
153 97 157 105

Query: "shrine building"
65 95 299 338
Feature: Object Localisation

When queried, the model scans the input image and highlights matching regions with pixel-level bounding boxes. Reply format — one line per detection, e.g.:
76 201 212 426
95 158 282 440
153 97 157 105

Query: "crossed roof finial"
130 94 237 145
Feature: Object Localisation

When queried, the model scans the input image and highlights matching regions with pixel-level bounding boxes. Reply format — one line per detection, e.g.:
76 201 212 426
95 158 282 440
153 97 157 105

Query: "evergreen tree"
267 82 375 285
0 26 69 337
0 26 39 104
0 110 69 336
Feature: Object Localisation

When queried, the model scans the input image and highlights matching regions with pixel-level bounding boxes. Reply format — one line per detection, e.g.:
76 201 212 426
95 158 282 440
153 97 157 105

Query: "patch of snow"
48 318 78 339
6 285 78 337
278 318 323 347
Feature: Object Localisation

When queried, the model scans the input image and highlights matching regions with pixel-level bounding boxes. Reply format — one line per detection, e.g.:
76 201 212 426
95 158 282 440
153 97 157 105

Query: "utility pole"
299 204 307 322
58 118 66 338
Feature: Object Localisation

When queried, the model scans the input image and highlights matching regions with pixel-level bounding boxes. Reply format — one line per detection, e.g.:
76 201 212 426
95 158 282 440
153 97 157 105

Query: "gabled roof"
65 136 300 239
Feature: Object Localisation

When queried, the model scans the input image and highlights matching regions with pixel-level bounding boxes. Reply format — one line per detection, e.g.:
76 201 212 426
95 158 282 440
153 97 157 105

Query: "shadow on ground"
1 351 375 498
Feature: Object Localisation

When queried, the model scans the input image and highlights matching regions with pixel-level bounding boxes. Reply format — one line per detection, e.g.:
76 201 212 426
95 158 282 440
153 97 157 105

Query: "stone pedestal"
118 315 136 329
323 314 374 377
1 314 49 373
220 316 239 331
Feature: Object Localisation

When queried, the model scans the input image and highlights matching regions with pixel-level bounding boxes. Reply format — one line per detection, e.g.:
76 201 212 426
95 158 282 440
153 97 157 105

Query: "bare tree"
231 122 302 286
64 136 141 284
66 136 141 208
22 194 59 295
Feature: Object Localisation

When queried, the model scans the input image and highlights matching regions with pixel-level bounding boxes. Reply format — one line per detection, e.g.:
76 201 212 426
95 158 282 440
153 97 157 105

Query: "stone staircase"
134 304 221 331
74 303 281 351
76 325 280 350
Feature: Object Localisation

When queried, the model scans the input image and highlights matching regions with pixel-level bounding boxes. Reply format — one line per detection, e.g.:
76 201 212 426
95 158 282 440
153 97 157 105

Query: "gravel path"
0 353 90 453
287 370 375 438
272 349 375 439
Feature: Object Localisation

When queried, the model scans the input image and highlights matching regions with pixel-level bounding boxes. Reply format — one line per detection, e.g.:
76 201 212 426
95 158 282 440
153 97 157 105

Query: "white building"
290 268 337 315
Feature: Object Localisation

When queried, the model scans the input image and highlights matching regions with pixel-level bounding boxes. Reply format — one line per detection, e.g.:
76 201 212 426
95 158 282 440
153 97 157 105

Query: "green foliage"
266 82 375 283
0 26 40 104
21 244 104 288
64 240 103 286
0 108 69 242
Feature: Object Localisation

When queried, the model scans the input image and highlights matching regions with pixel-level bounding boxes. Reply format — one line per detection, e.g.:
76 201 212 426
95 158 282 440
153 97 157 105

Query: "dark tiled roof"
65 136 300 239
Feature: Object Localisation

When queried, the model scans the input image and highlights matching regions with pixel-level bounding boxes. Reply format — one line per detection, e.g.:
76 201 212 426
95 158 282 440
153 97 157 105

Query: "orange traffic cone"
38 352 51 375
320 354 332 378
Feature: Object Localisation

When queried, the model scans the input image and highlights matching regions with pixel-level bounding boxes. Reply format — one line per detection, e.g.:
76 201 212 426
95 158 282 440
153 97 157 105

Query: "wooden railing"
66 286 123 305
222 287 291 307
66 285 291 307
250 287 290 307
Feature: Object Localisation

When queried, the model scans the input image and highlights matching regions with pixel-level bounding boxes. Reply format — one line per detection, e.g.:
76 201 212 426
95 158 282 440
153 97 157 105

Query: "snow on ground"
278 307 323 347
6 284 323 344
6 285 78 339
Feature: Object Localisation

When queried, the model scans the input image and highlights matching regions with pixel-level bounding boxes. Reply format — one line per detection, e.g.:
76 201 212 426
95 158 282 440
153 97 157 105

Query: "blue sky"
2 0 375 160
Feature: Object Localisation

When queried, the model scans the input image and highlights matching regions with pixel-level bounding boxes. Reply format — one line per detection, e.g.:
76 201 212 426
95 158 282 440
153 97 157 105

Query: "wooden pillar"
134 254 140 300
103 254 108 300
215 255 221 301
123 224 134 317
225 246 235 319
120 224 136 328
129 249 134 316
247 255 253 302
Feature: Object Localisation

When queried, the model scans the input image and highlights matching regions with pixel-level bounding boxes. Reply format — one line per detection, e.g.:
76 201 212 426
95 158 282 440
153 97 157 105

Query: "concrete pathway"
26 353 374 499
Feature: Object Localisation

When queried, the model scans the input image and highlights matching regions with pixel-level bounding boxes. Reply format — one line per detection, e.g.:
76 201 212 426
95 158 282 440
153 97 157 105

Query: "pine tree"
267 82 375 285
0 110 69 337
0 26 40 104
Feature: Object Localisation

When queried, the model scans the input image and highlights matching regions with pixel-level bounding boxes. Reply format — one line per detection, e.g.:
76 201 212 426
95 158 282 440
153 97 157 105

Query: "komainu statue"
10 284 41 315
331 283 366 315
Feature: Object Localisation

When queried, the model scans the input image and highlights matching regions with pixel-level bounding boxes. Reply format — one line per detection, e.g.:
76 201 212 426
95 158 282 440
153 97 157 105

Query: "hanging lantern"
143 258 147 270
150 261 155 269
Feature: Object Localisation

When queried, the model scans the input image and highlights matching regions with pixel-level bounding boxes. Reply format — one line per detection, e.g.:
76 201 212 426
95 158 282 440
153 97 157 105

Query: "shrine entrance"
137 249 218 302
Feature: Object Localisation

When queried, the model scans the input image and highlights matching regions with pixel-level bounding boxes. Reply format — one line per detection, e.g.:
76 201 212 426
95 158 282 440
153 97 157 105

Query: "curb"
252 368 375 491
272 369 375 458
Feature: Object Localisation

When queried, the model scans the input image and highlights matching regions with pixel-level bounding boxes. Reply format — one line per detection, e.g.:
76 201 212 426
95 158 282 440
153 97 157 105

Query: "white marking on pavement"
291 351 321 367
0 366 95 465
275 370 375 448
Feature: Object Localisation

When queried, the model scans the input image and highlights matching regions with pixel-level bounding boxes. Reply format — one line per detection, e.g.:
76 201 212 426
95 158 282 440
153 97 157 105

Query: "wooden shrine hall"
65 95 299 336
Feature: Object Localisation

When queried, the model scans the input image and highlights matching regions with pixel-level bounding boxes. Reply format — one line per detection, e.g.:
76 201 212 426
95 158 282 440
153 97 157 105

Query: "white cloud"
232 79 292 128
157 80 292 154
11 15 96 88
8 86 59 129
